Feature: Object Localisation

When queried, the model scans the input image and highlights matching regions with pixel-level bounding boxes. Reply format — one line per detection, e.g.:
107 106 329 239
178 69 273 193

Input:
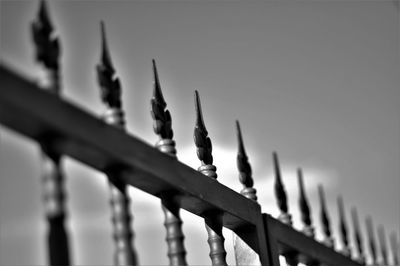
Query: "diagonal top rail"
0 63 261 235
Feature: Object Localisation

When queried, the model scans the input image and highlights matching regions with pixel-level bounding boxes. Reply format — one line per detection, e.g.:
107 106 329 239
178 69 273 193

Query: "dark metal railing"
1 1 399 265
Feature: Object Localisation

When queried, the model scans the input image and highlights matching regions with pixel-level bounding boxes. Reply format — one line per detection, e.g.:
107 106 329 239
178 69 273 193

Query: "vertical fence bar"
96 21 138 265
150 59 188 266
233 120 260 265
389 233 399 266
338 196 351 257
351 207 365 264
31 1 70 265
193 91 228 266
272 152 298 266
377 225 388 265
366 216 377 265
298 169 319 266
298 168 315 238
318 185 334 248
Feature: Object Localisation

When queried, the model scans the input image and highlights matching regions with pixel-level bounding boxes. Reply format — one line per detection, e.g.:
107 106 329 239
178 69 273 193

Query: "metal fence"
0 1 399 265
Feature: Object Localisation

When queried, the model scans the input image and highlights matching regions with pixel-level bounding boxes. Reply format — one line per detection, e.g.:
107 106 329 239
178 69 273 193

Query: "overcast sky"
1 1 399 265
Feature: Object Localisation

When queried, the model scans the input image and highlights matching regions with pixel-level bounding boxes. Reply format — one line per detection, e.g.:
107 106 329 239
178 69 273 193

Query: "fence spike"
273 152 292 225
31 1 70 265
298 168 315 238
366 216 377 265
236 120 257 201
318 185 334 248
96 21 122 110
390 232 399 266
31 0 61 92
150 60 187 266
378 225 388 265
96 21 138 266
193 91 227 266
31 0 60 71
337 195 351 257
351 207 365 264
194 90 213 166
150 59 173 141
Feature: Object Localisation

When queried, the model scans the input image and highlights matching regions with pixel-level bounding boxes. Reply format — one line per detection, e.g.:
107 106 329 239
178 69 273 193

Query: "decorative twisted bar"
377 225 388 266
31 1 70 265
273 152 298 266
390 233 399 266
366 216 377 265
96 21 137 265
194 91 228 266
318 185 334 248
298 168 315 238
351 207 365 264
233 120 260 265
151 59 187 266
40 145 70 265
337 196 351 257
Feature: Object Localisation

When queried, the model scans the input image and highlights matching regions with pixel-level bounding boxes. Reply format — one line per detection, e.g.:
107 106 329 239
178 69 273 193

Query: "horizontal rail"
0 64 262 227
264 214 363 266
0 64 274 260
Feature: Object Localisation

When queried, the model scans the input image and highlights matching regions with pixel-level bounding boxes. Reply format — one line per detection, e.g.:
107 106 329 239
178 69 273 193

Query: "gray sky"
1 1 399 265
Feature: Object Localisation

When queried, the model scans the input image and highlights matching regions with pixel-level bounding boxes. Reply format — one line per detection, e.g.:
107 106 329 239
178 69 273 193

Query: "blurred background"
1 0 399 265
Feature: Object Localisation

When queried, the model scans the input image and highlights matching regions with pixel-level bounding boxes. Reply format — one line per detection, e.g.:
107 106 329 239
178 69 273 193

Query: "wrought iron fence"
0 1 399 265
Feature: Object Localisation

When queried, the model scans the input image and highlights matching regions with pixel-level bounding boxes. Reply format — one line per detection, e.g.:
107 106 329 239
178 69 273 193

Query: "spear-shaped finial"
337 195 351 256
390 233 399 266
31 0 60 71
273 152 292 225
235 120 257 201
318 185 334 248
96 21 122 110
378 225 388 265
366 216 377 264
194 90 213 166
150 59 173 141
298 168 314 238
351 207 365 264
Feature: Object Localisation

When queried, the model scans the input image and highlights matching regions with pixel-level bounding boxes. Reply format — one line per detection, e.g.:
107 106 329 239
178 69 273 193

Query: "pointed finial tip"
236 120 243 139
100 20 106 36
194 90 203 123
297 167 303 174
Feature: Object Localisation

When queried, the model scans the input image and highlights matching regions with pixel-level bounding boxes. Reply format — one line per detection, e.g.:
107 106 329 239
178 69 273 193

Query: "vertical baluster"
96 21 138 265
389 233 399 266
298 169 320 266
366 216 378 265
31 1 70 265
273 152 298 266
377 225 388 265
193 91 228 266
351 207 365 264
318 185 334 248
150 59 187 266
297 168 315 238
337 196 351 257
233 120 260 265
